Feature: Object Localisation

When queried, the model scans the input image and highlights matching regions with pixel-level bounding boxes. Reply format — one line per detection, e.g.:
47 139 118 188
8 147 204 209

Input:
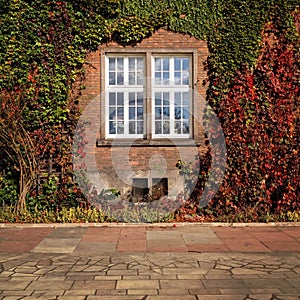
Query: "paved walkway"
0 223 299 299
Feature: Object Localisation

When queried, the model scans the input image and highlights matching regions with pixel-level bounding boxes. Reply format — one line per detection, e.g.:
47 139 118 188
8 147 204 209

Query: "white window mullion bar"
124 92 129 135
170 91 175 135
124 58 128 85
170 58 174 85
146 53 152 139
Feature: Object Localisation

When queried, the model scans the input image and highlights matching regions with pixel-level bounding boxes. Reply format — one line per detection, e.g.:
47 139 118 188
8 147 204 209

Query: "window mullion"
169 58 174 135
170 57 174 85
124 58 128 135
124 91 129 135
124 57 128 85
169 90 175 135
146 52 152 139
135 58 138 85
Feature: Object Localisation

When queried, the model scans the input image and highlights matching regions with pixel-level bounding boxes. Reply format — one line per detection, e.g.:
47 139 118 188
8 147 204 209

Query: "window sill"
96 138 203 147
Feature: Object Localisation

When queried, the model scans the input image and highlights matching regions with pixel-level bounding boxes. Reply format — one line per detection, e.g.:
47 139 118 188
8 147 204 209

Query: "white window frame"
105 55 145 138
104 53 193 140
152 55 191 139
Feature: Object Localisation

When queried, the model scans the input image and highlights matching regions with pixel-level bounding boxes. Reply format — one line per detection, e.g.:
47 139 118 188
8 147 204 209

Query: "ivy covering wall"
0 0 299 219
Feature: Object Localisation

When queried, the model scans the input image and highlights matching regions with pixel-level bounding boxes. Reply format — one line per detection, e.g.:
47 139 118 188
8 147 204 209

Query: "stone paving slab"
0 251 299 299
1 223 299 254
0 224 300 299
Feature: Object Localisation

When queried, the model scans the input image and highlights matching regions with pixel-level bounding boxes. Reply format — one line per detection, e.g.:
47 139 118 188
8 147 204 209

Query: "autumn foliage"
1 1 299 220
187 18 299 221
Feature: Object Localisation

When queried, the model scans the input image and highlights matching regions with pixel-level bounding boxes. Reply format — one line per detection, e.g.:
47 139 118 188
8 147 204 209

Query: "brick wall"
79 28 209 199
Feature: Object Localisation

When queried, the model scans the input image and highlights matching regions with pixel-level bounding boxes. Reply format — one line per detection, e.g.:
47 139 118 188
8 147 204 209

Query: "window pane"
155 93 161 105
155 72 161 85
155 107 161 119
109 121 116 134
109 58 115 71
109 93 116 105
137 93 143 105
182 58 189 70
117 122 124 134
163 107 170 118
155 121 162 134
155 58 161 71
117 58 124 70
175 121 181 134
129 121 135 134
137 107 143 119
175 107 181 119
129 107 135 120
154 58 170 85
174 93 181 105
129 92 135 104
137 121 143 134
163 72 169 84
137 58 144 70
129 72 135 85
109 108 116 119
163 121 170 134
127 91 144 134
183 92 189 105
109 72 115 85
154 92 170 125
129 58 135 71
174 72 181 85
163 92 169 102
183 121 189 133
183 108 189 119
163 58 169 71
117 107 124 118
173 57 190 86
117 93 124 105
128 57 144 85
137 72 143 85
174 58 181 71
182 71 189 85
117 72 124 85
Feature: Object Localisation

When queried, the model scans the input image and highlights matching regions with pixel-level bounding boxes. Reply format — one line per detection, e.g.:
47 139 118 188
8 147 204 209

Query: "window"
153 56 190 138
132 178 149 201
152 178 168 200
131 177 168 201
106 56 145 137
105 54 192 139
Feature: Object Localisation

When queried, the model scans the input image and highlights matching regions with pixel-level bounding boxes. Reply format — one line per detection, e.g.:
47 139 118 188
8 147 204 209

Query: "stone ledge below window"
96 138 204 147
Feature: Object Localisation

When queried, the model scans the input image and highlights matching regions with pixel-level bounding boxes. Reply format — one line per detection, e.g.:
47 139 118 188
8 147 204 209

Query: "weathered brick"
79 28 209 196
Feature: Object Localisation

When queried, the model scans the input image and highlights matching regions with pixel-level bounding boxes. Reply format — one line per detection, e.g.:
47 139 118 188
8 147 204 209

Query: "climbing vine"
0 0 299 218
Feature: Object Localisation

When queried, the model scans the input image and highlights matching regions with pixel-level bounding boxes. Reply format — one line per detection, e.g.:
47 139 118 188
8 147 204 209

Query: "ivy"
0 0 299 217
203 16 299 218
